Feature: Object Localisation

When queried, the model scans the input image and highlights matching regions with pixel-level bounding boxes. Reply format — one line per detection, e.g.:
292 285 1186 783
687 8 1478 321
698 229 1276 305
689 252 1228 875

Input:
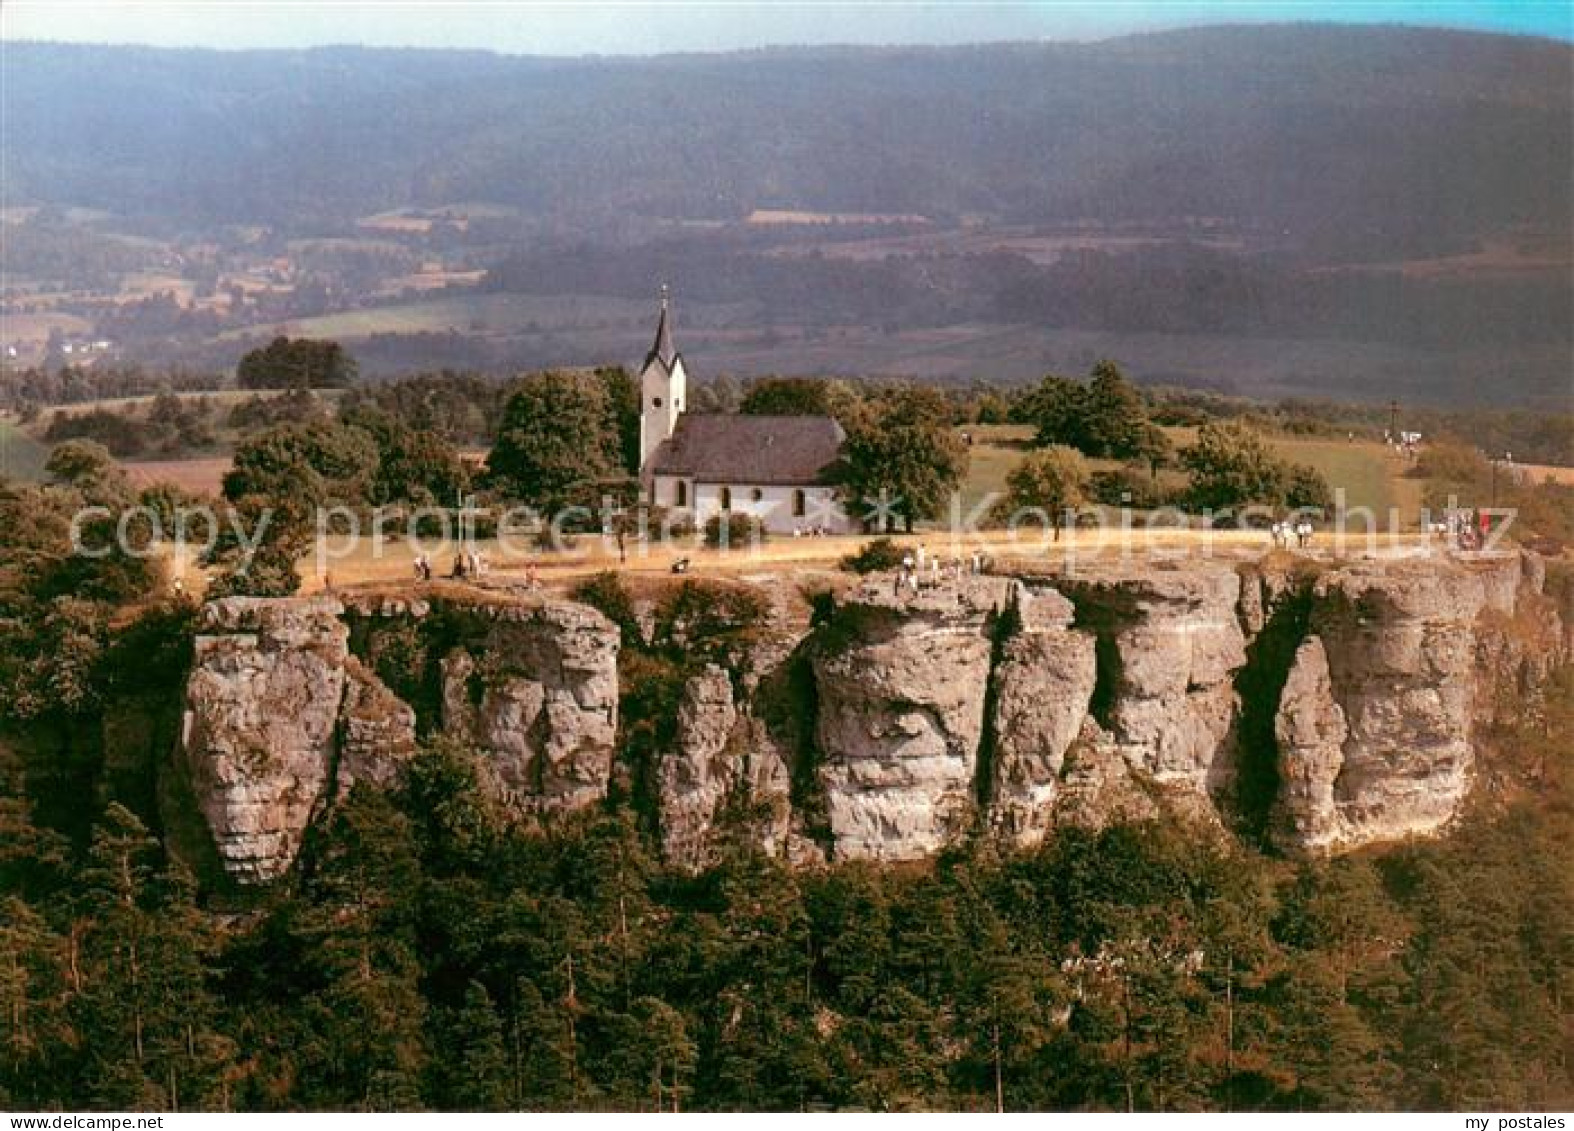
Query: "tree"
487 373 620 513
835 386 967 532
1285 464 1333 512
1000 445 1090 537
431 982 512 1110
741 377 835 418
1081 362 1150 460
1024 363 1160 462
44 439 120 495
690 374 742 414
236 337 357 390
1024 376 1089 450
596 367 642 476
339 407 469 507
1181 421 1289 511
223 422 381 510
71 806 235 1110
840 419 967 533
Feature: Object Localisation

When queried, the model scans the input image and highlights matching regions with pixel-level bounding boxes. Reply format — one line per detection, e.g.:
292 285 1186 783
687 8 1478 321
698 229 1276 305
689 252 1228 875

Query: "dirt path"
272 526 1436 596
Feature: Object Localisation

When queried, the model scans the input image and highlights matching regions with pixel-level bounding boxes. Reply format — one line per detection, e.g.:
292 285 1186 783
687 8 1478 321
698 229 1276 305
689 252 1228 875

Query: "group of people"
891 544 987 597
412 549 490 582
790 525 833 538
1269 519 1315 550
1431 511 1490 551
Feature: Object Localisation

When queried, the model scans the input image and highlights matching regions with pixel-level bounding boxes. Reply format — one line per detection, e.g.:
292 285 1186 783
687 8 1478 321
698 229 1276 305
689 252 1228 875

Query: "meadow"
955 424 1424 527
0 418 49 480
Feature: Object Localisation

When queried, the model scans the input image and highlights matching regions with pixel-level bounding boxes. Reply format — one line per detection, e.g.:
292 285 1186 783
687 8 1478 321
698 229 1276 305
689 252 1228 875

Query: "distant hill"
5 26 1570 254
2 26 1571 407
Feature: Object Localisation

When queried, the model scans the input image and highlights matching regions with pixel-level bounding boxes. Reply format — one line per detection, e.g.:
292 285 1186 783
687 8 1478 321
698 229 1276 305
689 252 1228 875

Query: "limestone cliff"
435 600 620 814
810 577 1007 861
988 586 1097 846
177 591 617 883
1271 553 1564 852
174 551 1565 884
180 597 360 883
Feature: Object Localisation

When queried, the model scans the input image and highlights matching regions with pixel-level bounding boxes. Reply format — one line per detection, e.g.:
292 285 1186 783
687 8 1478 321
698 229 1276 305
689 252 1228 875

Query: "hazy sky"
2 1 1570 54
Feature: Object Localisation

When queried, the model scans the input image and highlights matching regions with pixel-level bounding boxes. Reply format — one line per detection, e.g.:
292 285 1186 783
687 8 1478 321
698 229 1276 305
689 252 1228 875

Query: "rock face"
179 592 616 883
811 578 1007 860
655 637 806 872
176 551 1566 882
338 657 418 796
659 664 740 871
180 598 352 884
1056 564 1247 796
989 588 1097 846
1272 637 1348 851
438 600 620 814
1269 553 1562 853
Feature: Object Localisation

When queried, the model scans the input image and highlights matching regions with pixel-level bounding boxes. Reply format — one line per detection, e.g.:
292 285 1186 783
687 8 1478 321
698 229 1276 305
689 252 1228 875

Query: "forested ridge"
6 26 1568 250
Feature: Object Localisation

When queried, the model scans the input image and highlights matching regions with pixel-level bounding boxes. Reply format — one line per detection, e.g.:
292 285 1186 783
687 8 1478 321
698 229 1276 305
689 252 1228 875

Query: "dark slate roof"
644 301 679 372
649 414 846 485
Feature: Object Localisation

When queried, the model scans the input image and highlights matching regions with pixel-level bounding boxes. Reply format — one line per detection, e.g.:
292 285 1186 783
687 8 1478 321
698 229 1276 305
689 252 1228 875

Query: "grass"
121 458 231 497
956 424 1420 528
956 424 1035 515
1268 436 1423 523
0 419 50 481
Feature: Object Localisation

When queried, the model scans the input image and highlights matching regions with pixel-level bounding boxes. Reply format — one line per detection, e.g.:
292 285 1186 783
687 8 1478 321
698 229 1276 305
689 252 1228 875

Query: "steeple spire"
646 283 677 370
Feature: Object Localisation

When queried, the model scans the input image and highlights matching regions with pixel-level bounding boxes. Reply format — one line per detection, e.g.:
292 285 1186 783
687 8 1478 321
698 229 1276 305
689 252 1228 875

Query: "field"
0 310 93 344
1269 436 1425 523
1518 462 1574 487
219 293 669 343
121 457 230 496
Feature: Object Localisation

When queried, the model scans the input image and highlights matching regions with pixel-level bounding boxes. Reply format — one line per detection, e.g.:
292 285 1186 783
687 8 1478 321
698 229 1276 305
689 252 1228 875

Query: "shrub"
1285 463 1334 512
840 536 906 573
572 571 643 647
703 512 766 548
651 580 771 662
1088 467 1174 509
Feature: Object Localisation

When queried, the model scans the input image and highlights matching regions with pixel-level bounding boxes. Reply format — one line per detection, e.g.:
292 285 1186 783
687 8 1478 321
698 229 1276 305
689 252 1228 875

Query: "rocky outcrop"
1272 637 1347 851
1063 564 1247 796
337 657 418 796
1271 552 1565 853
656 653 806 872
659 664 740 871
811 577 1008 860
175 551 1566 882
179 592 617 883
437 600 620 814
989 587 1097 846
180 597 351 884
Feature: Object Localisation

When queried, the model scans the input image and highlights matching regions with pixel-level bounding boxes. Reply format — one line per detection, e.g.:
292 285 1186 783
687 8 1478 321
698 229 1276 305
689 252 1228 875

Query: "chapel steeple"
638 284 687 473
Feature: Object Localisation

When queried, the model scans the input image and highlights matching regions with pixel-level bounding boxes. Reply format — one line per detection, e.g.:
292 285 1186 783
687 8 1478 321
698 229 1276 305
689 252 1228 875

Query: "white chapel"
637 289 852 534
